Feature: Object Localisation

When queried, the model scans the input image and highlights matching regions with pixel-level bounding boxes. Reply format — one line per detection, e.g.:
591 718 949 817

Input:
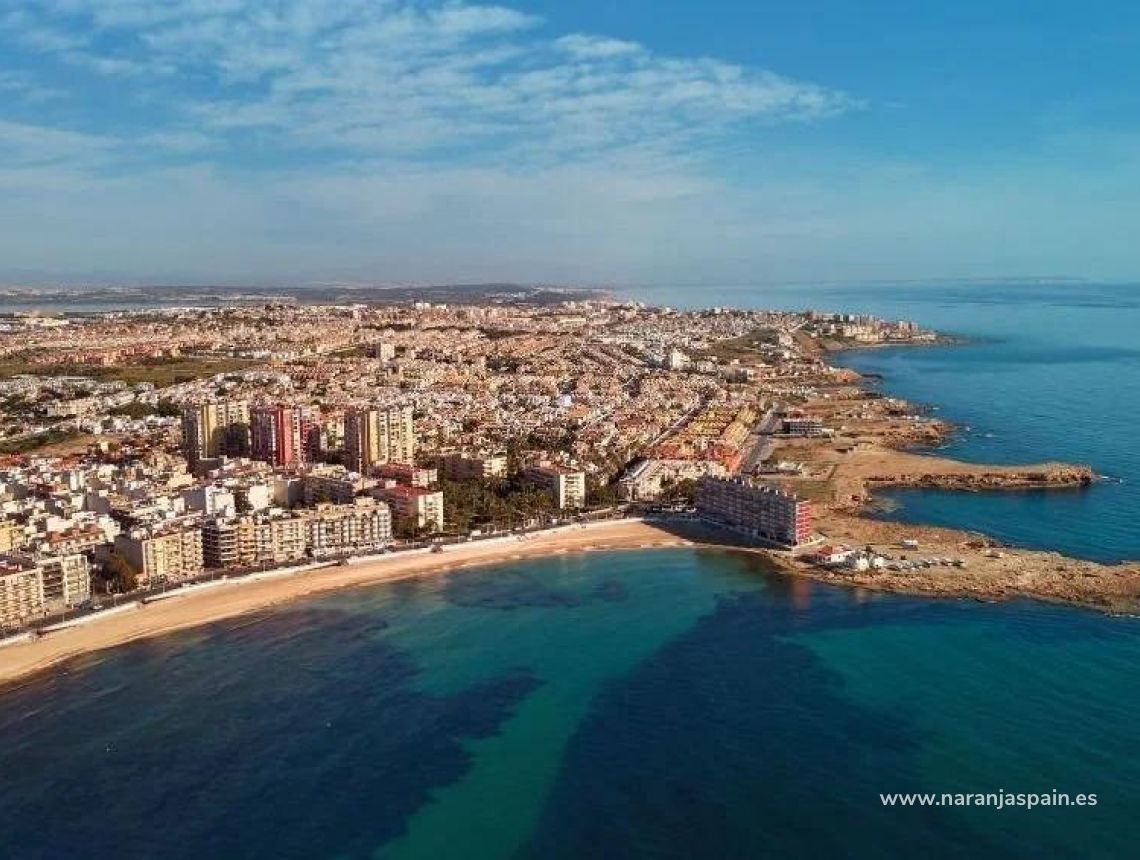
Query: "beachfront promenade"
0 517 696 687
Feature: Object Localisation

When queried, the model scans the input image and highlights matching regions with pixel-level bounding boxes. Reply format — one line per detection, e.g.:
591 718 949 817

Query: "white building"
372 485 445 532
524 465 586 509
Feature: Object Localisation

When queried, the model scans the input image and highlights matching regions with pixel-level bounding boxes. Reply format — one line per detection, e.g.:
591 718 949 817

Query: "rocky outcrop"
865 465 1095 491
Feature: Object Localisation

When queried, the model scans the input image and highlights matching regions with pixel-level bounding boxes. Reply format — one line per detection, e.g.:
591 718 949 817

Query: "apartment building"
372 485 444 532
781 416 827 437
0 520 26 554
0 556 44 629
374 462 437 488
439 452 508 481
250 404 305 467
300 470 368 506
524 465 587 509
618 458 726 501
343 404 415 472
367 342 396 361
202 514 307 569
182 401 251 470
301 500 393 556
39 553 91 608
695 476 813 547
115 524 204 584
182 484 237 516
39 525 107 557
0 552 90 628
269 517 308 562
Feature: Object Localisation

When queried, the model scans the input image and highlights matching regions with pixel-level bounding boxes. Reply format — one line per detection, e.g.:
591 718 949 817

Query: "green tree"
102 552 139 593
661 478 698 505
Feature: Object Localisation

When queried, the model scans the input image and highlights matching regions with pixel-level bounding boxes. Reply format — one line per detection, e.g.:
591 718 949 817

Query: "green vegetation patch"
0 357 259 388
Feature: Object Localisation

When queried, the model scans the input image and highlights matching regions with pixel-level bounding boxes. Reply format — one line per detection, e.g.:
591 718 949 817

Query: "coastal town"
0 288 1128 678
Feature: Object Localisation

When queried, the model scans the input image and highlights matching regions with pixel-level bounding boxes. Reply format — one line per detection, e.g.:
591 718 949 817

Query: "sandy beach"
5 506 1140 691
0 520 689 689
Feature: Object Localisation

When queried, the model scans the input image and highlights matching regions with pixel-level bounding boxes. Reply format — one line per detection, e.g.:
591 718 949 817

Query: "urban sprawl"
0 295 936 632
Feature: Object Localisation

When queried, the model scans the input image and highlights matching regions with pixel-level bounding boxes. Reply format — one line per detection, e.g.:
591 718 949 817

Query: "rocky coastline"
767 337 1138 613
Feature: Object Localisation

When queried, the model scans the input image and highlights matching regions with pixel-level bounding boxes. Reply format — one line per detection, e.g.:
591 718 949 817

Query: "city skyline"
3 1 1140 286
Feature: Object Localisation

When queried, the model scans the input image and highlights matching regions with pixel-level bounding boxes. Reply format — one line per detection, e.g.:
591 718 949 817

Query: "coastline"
0 519 693 689
4 319 1139 692
779 515 1140 615
4 511 1139 692
764 333 1140 612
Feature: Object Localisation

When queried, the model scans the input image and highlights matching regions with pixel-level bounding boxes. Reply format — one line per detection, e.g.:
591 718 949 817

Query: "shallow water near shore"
2 548 1139 859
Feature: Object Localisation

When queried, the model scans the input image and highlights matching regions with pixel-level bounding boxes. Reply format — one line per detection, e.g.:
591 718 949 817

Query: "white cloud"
0 70 65 102
4 0 856 165
0 120 120 168
0 0 870 283
555 34 644 60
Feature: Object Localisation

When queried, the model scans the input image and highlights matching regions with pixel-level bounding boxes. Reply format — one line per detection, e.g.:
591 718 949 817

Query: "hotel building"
695 476 813 547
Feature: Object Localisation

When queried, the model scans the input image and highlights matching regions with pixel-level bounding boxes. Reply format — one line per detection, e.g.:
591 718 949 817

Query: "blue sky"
1 0 1139 286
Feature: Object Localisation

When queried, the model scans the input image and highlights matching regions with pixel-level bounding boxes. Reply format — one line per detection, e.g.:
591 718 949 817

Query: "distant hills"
0 282 609 311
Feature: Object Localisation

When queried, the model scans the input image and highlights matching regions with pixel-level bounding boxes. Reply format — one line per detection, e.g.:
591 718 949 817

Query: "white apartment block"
373 485 445 532
524 466 586 509
302 501 393 556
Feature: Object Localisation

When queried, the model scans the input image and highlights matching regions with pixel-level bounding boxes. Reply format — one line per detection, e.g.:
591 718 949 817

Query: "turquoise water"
627 282 1140 562
2 548 1138 859
3 281 1139 858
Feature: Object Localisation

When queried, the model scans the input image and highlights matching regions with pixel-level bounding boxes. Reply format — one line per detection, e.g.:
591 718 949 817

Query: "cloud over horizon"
2 0 1139 286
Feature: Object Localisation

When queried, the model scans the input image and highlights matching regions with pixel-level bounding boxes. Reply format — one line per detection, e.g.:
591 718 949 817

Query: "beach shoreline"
5 320 1139 690
4 509 1139 690
0 519 696 689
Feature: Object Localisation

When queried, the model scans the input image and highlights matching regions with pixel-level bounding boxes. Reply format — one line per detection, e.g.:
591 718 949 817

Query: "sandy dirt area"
792 513 1140 613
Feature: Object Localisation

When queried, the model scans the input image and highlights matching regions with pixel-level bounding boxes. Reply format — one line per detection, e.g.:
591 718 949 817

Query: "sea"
2 550 1139 859
629 280 1140 564
2 281 1139 858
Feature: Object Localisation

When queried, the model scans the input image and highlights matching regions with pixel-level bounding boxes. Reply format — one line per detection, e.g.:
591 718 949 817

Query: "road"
644 398 704 450
1 509 635 641
736 405 781 475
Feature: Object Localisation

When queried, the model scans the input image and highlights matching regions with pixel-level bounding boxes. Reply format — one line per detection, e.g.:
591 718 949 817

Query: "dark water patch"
443 568 583 610
5 549 1140 859
592 578 629 602
0 607 542 860
522 590 1020 859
